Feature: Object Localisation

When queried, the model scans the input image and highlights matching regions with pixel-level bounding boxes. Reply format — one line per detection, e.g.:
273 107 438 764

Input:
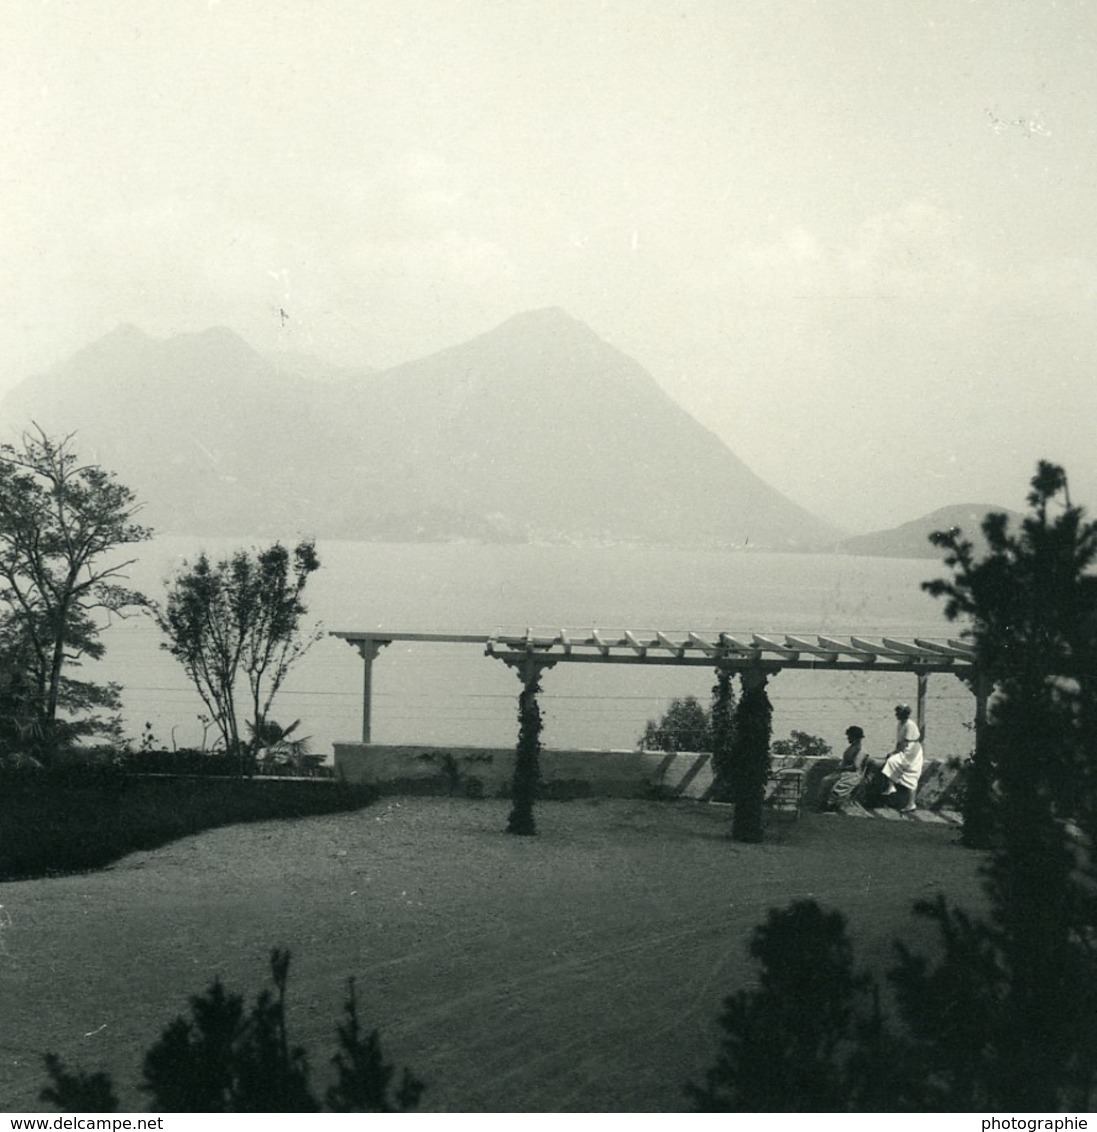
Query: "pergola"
332 628 986 745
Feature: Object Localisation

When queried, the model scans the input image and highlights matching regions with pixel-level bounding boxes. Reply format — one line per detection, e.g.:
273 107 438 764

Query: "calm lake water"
97 539 977 763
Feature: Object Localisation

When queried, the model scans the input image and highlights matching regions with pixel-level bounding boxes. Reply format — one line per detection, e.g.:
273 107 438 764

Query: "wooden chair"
766 767 806 817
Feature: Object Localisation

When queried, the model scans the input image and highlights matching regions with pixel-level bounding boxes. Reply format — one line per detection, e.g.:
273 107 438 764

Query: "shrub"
640 695 713 753
770 730 832 760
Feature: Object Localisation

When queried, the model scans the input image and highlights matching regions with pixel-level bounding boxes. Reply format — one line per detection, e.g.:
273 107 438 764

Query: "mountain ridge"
834 503 1022 559
3 310 838 548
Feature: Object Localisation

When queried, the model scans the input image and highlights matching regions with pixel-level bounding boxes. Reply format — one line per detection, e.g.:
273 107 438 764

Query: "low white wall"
333 742 858 804
334 742 716 799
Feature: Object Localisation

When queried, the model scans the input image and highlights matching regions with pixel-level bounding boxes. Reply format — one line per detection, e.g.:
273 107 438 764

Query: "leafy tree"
158 541 322 759
0 427 151 762
640 694 713 753
41 950 424 1114
771 729 832 759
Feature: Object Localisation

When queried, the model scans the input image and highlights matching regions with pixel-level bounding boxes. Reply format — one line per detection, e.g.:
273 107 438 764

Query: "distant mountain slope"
836 503 1022 559
1 309 838 548
324 308 838 547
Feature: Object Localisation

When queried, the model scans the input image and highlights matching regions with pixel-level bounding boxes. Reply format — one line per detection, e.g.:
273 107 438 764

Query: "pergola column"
499 652 557 835
354 639 390 744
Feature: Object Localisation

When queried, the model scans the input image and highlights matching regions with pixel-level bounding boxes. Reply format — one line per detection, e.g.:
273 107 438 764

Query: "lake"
97 539 977 763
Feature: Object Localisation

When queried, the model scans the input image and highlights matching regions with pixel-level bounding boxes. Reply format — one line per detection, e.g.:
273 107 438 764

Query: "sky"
2 0 1096 532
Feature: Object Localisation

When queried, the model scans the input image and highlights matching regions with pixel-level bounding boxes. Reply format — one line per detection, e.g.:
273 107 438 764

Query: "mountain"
835 503 1022 559
1 309 838 548
266 349 374 383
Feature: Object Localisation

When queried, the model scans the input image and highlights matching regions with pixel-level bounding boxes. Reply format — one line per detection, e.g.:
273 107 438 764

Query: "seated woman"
819 726 868 811
877 703 924 813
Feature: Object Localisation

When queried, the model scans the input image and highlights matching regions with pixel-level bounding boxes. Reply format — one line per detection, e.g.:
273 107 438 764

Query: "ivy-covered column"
709 658 737 802
730 667 774 843
505 655 553 836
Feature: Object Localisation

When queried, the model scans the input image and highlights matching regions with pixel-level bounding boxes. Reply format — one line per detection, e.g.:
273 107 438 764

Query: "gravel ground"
1 797 986 1112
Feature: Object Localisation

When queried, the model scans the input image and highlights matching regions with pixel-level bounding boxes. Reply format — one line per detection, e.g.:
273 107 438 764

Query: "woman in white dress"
880 703 924 812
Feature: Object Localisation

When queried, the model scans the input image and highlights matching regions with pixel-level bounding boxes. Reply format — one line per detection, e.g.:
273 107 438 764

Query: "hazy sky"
3 0 1096 531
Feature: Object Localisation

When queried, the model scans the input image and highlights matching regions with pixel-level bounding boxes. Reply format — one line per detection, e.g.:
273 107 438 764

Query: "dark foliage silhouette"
687 901 891 1111
729 673 773 842
41 951 423 1114
691 463 1097 1111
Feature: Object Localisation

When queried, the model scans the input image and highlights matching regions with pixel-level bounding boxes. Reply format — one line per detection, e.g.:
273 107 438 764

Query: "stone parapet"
333 743 888 805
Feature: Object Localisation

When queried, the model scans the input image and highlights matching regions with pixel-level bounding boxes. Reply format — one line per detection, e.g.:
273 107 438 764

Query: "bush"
122 747 260 777
770 730 832 760
640 696 713 752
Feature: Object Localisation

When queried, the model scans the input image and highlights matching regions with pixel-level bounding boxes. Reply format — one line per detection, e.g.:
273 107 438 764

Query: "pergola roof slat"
851 635 916 661
688 631 716 654
948 638 978 655
913 638 976 660
752 633 800 659
722 635 761 658
818 635 879 662
624 630 647 656
785 635 840 661
882 636 951 662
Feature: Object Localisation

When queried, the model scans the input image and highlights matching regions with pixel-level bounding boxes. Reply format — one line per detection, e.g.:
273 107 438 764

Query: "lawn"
1 798 986 1113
